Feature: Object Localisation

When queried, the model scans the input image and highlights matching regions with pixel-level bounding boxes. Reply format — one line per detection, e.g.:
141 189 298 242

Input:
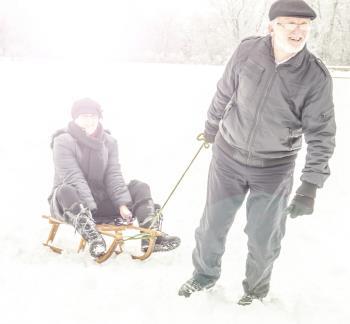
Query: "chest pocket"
238 59 265 102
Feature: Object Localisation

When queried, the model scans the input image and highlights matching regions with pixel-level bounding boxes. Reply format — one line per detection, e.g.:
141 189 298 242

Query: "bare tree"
1 0 348 65
0 16 9 56
139 0 350 65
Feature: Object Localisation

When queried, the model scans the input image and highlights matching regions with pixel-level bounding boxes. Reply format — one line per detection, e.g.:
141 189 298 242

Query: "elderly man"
178 0 336 305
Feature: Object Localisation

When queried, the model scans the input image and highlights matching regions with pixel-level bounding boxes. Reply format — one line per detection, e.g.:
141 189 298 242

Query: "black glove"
285 181 318 218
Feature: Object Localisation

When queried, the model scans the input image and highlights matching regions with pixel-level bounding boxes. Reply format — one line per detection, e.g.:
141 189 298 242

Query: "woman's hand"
119 205 133 224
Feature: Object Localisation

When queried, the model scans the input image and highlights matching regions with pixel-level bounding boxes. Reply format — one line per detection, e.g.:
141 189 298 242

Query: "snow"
0 59 349 324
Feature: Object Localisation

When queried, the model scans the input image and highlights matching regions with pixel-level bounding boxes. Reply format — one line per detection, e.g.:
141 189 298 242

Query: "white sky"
1 0 211 58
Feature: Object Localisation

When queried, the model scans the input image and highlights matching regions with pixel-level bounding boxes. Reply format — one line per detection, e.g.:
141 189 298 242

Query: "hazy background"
1 0 349 65
1 1 349 323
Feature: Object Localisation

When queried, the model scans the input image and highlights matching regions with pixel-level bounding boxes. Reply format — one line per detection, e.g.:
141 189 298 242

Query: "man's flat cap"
269 0 317 21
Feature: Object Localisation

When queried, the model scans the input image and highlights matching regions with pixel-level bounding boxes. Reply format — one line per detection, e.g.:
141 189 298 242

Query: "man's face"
74 113 100 135
270 16 311 54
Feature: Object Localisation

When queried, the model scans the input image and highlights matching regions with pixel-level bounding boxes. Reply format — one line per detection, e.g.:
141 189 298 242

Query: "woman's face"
74 113 100 135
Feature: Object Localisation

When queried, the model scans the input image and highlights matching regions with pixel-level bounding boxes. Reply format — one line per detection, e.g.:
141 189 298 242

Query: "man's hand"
119 205 133 224
203 131 216 144
285 181 318 218
285 195 314 218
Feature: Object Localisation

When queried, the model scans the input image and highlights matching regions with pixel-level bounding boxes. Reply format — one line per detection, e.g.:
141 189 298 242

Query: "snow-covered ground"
0 59 349 324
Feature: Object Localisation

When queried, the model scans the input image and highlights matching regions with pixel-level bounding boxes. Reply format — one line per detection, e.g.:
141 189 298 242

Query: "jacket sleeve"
205 46 239 138
300 75 336 188
53 135 97 210
104 139 132 207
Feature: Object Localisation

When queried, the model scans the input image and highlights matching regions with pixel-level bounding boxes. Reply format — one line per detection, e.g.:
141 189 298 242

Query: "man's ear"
268 22 274 34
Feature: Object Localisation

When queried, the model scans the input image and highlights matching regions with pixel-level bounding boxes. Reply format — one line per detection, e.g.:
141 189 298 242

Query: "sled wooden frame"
42 215 161 263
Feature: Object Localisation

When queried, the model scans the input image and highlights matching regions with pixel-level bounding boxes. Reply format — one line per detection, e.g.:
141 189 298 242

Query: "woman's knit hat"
71 98 103 120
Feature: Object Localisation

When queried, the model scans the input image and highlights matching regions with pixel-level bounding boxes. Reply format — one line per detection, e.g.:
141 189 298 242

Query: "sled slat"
43 243 63 254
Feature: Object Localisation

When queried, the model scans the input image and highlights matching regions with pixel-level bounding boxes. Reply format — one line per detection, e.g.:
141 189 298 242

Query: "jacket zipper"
246 65 278 163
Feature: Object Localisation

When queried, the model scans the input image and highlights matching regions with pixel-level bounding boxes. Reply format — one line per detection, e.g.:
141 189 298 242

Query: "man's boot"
178 276 216 297
64 203 106 258
135 201 181 252
237 293 263 306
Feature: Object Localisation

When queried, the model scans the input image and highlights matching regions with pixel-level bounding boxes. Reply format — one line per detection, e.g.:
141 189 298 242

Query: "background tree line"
129 0 350 65
0 0 349 65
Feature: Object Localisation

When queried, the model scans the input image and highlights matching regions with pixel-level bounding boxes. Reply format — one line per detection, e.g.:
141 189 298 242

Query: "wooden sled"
42 215 161 263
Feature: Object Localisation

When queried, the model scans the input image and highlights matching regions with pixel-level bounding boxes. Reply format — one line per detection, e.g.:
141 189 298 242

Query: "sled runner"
42 215 161 263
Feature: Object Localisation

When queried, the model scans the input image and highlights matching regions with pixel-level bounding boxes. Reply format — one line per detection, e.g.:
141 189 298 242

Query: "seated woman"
48 98 180 258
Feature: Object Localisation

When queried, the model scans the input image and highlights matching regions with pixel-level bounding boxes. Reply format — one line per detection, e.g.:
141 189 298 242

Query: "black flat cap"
269 0 317 21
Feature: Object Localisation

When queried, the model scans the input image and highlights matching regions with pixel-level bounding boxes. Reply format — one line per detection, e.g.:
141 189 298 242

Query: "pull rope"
120 133 210 242
149 133 210 228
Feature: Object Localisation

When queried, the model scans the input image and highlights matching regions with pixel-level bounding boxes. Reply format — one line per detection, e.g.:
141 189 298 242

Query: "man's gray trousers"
192 143 295 298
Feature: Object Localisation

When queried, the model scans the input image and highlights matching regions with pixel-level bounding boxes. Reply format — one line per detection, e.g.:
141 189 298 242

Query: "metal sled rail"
42 215 161 263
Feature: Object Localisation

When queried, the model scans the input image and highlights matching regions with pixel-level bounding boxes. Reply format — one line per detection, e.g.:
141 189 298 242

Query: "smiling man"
178 0 336 305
